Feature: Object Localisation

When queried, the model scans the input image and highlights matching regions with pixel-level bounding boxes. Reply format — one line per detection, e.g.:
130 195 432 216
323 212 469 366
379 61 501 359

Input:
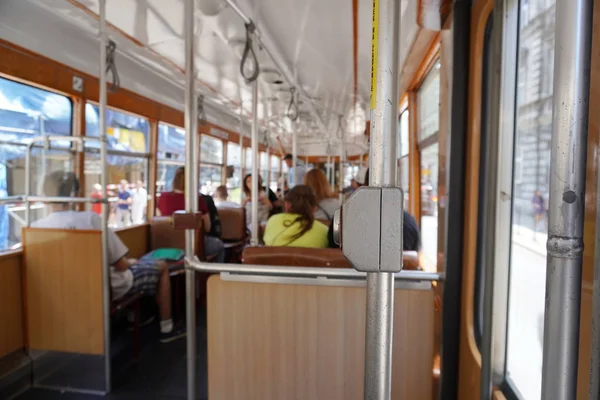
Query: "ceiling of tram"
0 0 414 156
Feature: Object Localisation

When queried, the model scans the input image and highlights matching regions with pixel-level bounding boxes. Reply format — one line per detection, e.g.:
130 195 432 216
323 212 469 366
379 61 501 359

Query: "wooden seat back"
149 216 206 260
218 207 247 242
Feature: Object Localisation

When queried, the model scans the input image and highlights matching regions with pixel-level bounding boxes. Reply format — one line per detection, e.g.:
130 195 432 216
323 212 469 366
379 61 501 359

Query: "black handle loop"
197 94 207 125
287 87 299 122
240 21 260 83
105 40 120 92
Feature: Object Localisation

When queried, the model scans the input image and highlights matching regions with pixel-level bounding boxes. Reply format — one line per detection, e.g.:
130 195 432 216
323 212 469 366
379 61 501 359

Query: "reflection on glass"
200 134 223 164
398 110 410 157
398 156 409 208
420 143 438 271
158 123 185 160
418 63 440 142
84 153 148 228
270 155 280 192
506 1 554 398
86 104 149 152
227 142 242 203
200 165 222 195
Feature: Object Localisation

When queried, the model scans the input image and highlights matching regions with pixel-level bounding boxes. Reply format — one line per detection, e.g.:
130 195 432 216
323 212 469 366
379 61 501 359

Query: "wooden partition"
115 224 149 259
207 276 434 400
0 251 24 358
23 229 104 355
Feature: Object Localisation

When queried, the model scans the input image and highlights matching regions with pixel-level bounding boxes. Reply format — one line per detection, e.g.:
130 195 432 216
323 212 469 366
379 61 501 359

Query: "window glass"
84 153 148 228
398 110 410 157
227 142 242 204
260 152 269 183
200 135 223 164
200 165 222 195
85 104 149 152
418 62 441 141
0 77 74 251
506 1 555 398
245 147 253 169
420 143 439 271
270 155 280 192
398 156 409 208
158 123 185 160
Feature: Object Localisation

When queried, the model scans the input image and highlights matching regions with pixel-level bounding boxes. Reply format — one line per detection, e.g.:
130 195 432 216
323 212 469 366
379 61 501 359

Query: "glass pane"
420 143 438 271
156 162 184 194
226 142 242 202
271 155 280 172
0 151 75 251
200 165 222 195
398 156 409 209
398 110 410 157
227 142 242 167
200 135 223 164
506 1 554 398
86 104 149 152
245 148 253 169
418 62 441 142
0 76 72 146
84 153 148 228
158 123 185 160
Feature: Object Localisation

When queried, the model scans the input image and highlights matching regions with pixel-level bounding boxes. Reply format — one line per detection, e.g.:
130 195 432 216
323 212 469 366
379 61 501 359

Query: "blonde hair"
171 167 185 191
304 169 335 203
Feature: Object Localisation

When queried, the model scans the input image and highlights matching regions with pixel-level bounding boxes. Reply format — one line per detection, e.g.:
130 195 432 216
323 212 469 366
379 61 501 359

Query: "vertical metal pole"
239 101 245 180
25 146 31 227
291 122 298 187
339 133 346 202
365 0 399 398
250 78 259 246
183 1 198 398
543 0 593 398
267 145 272 194
326 155 331 189
98 0 111 392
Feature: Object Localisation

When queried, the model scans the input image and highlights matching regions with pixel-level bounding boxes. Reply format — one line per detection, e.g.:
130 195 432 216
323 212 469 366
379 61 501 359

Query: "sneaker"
160 326 187 343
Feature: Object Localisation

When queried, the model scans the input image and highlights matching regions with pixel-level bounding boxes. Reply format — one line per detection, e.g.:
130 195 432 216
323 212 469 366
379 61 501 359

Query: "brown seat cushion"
218 207 247 242
242 247 420 270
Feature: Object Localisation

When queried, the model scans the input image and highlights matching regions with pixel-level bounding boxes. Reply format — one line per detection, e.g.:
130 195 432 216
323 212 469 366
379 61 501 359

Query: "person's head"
243 174 264 196
283 185 317 241
42 171 80 205
304 169 335 203
119 179 128 191
535 189 542 197
171 167 185 192
283 153 293 168
93 183 102 192
136 180 144 188
214 185 228 201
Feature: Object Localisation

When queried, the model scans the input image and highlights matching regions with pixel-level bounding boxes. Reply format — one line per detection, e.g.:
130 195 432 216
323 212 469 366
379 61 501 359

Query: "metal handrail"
186 257 444 282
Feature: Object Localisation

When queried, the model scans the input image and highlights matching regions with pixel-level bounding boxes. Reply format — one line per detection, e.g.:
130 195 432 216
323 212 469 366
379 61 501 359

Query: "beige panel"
116 224 149 259
207 277 434 400
23 229 104 355
0 252 24 358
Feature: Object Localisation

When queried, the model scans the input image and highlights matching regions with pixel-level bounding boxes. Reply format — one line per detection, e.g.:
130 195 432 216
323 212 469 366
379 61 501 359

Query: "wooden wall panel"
0 252 24 358
23 229 104 355
115 224 149 259
207 277 434 400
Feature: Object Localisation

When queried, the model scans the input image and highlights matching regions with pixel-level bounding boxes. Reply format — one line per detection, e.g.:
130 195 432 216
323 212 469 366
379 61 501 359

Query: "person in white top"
213 185 241 209
283 153 307 188
131 180 148 224
32 171 185 343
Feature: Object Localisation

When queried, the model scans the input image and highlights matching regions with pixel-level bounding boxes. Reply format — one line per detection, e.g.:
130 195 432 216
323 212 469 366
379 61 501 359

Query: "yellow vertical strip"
370 0 379 110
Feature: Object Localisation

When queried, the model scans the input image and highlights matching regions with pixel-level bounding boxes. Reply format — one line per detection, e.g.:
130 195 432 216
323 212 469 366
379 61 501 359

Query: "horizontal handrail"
186 257 444 282
0 195 108 205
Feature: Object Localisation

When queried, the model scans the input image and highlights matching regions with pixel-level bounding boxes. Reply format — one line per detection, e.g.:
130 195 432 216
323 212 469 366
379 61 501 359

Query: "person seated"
157 167 225 263
263 185 329 248
242 174 271 231
32 171 185 343
304 168 341 221
213 185 241 209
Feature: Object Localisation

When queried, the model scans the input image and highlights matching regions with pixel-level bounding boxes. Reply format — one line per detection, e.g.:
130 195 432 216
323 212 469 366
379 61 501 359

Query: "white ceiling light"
344 101 367 136
195 0 227 17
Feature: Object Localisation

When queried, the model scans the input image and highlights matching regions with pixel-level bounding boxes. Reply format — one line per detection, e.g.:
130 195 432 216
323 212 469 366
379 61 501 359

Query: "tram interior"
1 0 600 399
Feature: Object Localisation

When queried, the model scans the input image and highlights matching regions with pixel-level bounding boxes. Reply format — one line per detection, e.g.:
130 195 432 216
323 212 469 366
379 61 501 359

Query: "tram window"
398 110 410 207
260 151 269 183
84 104 150 226
157 123 185 194
504 0 555 398
270 155 280 192
85 104 149 152
0 76 73 251
419 143 439 271
226 142 242 204
418 62 440 142
244 147 253 170
199 135 223 195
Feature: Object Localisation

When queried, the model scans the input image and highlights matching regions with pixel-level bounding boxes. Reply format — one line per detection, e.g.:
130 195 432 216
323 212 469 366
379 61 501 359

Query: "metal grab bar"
186 257 444 282
0 196 109 205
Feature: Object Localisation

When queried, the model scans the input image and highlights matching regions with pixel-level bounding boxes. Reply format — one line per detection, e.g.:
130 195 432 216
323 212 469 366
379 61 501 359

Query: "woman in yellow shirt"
263 185 329 248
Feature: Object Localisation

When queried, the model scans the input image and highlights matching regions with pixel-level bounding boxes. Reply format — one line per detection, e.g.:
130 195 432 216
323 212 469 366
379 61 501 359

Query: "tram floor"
14 304 209 400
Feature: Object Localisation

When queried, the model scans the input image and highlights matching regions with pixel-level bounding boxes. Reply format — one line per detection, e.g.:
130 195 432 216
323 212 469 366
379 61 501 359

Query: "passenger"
131 180 147 225
283 153 307 188
33 171 185 343
263 185 329 248
259 175 284 215
116 180 132 227
202 193 222 239
242 174 271 232
157 167 225 262
90 183 103 215
532 189 546 233
213 185 240 209
303 168 341 221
